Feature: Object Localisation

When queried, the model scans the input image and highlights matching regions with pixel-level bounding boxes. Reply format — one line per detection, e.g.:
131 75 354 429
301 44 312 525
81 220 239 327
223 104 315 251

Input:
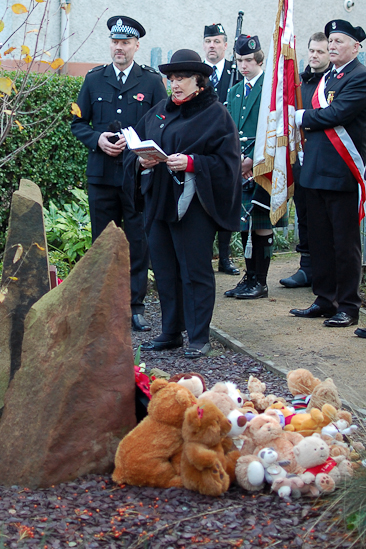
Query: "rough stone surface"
0 179 50 408
0 222 136 488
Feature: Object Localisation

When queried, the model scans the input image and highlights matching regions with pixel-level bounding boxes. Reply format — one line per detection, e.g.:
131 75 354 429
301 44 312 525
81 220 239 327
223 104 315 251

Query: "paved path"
211 253 366 411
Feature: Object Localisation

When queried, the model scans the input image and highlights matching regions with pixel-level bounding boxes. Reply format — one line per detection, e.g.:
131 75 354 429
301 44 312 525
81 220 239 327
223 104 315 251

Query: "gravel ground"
0 294 362 549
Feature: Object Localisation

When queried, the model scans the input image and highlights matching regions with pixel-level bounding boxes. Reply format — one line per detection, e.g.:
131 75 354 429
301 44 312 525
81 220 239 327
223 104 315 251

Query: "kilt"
240 185 288 232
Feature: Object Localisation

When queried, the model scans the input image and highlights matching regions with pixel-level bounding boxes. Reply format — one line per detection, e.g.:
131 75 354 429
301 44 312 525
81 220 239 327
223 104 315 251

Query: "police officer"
71 16 167 332
203 23 240 276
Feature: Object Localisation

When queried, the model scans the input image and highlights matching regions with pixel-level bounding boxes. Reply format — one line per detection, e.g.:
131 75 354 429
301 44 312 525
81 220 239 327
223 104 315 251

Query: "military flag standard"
253 0 300 225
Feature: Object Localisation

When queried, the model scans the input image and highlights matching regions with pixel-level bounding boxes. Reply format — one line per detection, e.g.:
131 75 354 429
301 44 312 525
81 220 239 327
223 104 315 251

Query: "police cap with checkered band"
107 16 146 40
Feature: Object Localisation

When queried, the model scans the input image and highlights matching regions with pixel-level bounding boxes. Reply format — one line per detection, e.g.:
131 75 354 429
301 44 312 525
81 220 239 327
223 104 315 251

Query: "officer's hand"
242 156 253 177
139 157 160 169
98 132 126 157
166 153 188 172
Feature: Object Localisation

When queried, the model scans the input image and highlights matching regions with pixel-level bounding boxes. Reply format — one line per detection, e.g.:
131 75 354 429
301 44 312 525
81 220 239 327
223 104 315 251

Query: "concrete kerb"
210 312 366 418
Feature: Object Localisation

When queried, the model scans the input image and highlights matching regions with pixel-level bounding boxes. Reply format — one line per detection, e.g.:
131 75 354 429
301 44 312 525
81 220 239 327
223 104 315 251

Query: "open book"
122 126 168 161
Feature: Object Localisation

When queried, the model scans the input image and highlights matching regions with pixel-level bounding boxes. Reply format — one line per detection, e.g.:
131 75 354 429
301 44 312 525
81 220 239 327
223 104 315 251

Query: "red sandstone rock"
0 222 136 488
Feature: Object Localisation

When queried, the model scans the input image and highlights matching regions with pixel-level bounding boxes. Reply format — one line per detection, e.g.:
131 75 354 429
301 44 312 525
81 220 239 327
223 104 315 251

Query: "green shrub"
0 71 88 253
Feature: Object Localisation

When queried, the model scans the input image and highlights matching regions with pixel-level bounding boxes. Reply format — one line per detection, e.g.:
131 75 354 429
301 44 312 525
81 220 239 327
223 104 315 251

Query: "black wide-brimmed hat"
159 49 213 77
107 16 146 40
235 34 261 56
325 19 366 43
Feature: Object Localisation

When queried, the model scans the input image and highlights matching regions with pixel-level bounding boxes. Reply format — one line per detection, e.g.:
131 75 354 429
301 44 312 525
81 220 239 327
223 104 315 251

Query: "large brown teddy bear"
181 401 234 496
112 379 196 488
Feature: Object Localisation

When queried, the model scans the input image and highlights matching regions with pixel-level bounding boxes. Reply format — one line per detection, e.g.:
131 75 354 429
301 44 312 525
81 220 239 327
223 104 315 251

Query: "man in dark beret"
290 20 366 332
203 23 241 276
71 16 167 332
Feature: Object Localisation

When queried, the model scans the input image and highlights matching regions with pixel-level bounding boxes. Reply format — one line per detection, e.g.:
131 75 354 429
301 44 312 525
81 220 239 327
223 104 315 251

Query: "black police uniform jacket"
71 62 167 186
300 58 366 192
123 86 242 233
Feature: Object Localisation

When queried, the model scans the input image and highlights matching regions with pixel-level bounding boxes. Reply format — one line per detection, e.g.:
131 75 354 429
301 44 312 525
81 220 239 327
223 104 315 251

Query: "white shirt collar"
204 57 226 79
331 60 353 73
113 61 134 83
245 69 263 88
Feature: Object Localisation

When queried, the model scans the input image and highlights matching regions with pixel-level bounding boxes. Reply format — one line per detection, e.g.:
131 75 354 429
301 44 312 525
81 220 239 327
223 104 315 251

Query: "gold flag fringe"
281 44 295 60
270 200 288 225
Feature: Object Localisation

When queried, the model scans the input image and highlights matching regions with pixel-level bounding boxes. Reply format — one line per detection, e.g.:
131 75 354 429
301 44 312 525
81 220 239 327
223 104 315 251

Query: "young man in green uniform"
224 35 274 299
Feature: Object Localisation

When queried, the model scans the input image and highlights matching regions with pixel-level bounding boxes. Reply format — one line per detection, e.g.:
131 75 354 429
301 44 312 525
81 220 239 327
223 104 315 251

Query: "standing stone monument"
0 179 50 408
0 222 136 488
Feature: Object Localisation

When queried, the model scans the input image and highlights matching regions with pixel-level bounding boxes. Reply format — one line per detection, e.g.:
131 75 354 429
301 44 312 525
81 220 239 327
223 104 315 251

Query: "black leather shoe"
218 258 240 275
235 281 268 299
289 303 337 318
131 314 151 332
354 327 366 338
140 335 183 351
224 273 252 297
184 342 212 359
280 269 312 288
323 312 358 328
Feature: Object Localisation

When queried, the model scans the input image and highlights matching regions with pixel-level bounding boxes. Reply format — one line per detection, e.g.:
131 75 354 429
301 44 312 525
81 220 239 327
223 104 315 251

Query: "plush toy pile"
112 368 363 499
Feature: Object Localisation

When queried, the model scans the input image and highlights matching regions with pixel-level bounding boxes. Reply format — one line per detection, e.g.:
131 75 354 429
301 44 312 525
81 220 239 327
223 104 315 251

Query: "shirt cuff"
185 155 194 172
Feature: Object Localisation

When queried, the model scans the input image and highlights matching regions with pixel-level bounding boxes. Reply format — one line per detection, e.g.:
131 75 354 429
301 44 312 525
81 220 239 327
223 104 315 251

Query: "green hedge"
0 71 88 253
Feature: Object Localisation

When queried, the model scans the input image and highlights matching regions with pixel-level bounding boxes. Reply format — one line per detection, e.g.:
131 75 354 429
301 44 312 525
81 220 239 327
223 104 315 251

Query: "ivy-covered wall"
0 72 87 252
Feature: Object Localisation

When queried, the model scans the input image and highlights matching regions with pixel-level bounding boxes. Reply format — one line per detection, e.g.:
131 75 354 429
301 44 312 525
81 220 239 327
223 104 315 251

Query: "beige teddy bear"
306 378 342 412
247 375 287 412
286 368 322 413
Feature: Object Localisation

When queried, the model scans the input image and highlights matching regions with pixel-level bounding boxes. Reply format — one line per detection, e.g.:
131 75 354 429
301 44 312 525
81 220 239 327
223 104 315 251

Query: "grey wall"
4 1 366 72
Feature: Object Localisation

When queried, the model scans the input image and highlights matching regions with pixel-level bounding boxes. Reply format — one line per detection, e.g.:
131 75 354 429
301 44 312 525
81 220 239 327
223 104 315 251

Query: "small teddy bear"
306 378 342 412
247 375 287 412
271 475 305 498
168 372 207 397
180 401 233 496
257 447 290 484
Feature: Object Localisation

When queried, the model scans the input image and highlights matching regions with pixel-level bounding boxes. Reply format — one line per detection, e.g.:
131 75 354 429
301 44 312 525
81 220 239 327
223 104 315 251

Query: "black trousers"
217 230 232 259
148 195 217 345
294 180 310 256
88 183 148 315
305 187 361 317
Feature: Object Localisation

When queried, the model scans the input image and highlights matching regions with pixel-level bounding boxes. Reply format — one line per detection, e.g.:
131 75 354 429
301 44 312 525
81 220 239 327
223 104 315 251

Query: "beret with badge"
235 34 261 56
324 19 366 44
204 23 227 38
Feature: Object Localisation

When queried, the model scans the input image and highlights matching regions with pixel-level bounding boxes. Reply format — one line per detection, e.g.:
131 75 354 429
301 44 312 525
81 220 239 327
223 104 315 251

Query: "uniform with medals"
71 16 167 331
290 20 366 330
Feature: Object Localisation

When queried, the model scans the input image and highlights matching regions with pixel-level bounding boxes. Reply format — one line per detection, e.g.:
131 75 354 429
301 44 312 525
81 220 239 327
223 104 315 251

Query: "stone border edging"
210 323 366 418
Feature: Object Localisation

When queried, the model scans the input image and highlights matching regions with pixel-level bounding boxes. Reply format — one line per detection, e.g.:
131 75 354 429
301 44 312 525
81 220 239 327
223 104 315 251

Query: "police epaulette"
88 64 107 73
141 64 160 74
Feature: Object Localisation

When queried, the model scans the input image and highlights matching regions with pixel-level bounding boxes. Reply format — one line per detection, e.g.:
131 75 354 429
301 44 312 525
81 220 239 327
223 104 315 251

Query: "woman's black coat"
123 86 242 233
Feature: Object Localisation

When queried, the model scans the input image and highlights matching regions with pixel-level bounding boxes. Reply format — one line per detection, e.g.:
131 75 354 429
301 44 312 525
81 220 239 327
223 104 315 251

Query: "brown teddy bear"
112 379 196 488
180 401 233 496
306 378 342 412
169 372 207 397
247 375 287 412
286 368 322 412
235 411 305 492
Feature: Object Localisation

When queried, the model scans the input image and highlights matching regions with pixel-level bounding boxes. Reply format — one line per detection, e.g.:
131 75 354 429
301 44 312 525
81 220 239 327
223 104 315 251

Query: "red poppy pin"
133 93 145 101
337 73 344 79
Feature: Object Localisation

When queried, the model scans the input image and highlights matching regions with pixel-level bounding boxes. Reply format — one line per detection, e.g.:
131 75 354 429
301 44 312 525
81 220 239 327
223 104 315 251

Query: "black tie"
210 66 219 87
118 72 125 88
326 69 337 84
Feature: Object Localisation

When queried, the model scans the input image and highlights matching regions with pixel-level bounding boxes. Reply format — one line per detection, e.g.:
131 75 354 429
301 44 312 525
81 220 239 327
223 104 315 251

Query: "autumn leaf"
61 4 71 14
8 277 18 281
15 120 24 131
70 102 82 118
0 20 4 33
43 50 51 56
4 109 14 115
0 77 12 95
12 4 28 14
4 47 16 55
35 0 45 2
12 82 18 94
24 54 32 64
50 58 64 69
27 29 38 34
12 244 23 263
33 243 45 251
21 45 30 55
40 60 50 65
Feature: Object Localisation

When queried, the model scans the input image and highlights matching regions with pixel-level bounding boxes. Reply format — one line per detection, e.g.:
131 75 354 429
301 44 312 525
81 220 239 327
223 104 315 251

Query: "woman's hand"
166 153 188 172
139 157 160 169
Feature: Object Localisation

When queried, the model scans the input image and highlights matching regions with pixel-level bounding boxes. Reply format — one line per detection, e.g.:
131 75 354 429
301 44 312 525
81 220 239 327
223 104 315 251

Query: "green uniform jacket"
227 73 264 159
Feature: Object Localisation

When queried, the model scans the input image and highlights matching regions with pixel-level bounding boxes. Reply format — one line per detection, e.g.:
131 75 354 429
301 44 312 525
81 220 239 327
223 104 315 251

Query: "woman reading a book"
123 49 242 358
